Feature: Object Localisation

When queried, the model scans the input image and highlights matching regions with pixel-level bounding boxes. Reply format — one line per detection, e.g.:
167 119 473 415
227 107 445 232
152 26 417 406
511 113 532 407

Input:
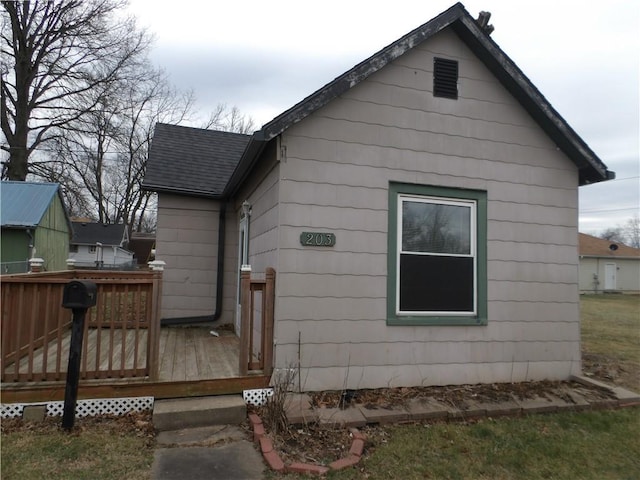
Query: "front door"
235 213 249 333
604 263 617 290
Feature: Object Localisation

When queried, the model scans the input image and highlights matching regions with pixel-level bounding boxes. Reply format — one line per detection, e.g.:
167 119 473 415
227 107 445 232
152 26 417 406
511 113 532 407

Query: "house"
143 3 614 392
579 233 640 293
1 181 71 274
69 222 135 268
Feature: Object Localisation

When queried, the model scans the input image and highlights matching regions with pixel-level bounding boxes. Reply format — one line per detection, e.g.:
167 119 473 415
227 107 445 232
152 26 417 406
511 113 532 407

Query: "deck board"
4 326 240 383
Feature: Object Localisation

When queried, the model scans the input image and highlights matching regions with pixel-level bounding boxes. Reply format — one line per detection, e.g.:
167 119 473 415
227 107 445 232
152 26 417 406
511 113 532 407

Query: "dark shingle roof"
71 222 127 247
1 181 61 227
143 123 250 197
144 3 613 199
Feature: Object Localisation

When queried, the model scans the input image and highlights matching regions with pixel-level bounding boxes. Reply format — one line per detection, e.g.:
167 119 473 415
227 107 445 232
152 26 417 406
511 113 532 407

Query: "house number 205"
300 232 336 247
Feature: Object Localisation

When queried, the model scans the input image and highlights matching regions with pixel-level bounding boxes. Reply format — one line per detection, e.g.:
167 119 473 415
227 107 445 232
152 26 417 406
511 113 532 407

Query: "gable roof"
144 3 613 199
579 233 640 259
71 222 128 247
224 2 613 195
1 181 63 228
143 123 251 198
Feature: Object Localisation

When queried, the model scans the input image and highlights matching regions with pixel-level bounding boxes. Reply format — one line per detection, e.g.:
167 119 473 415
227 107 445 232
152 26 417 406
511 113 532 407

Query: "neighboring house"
1 181 71 274
579 233 640 293
143 4 614 391
69 222 134 268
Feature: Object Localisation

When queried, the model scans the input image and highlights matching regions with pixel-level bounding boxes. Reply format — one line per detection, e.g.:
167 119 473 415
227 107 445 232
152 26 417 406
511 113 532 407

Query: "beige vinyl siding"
235 148 280 276
156 194 237 323
273 28 580 390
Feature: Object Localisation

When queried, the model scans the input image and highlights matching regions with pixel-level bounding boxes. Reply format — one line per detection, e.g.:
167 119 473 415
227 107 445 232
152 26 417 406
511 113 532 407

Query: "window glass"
402 199 471 255
387 183 487 326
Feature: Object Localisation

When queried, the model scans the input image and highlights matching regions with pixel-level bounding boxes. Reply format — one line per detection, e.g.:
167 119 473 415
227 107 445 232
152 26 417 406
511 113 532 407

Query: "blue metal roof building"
1 181 62 227
1 181 71 273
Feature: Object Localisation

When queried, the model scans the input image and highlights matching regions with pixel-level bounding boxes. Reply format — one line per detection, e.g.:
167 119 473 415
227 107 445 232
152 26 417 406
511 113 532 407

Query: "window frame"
387 183 487 326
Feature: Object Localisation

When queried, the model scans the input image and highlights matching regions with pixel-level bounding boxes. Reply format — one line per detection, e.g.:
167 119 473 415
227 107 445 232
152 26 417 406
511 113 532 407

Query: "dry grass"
1 413 155 480
581 294 640 391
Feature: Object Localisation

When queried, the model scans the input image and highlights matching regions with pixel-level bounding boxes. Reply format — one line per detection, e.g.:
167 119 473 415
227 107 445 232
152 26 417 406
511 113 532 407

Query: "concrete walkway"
151 425 265 480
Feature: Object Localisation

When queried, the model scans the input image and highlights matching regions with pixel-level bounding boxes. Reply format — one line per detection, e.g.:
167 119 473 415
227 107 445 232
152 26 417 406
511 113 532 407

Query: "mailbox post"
61 280 97 431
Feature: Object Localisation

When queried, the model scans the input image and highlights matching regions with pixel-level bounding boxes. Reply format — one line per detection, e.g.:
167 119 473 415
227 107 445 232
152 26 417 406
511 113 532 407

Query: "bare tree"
36 63 194 233
599 216 640 248
624 215 640 248
1 0 150 180
202 103 255 134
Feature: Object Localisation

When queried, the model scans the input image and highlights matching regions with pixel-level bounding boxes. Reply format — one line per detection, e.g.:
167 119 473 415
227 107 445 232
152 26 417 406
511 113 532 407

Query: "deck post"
263 267 276 376
148 263 164 380
239 265 252 376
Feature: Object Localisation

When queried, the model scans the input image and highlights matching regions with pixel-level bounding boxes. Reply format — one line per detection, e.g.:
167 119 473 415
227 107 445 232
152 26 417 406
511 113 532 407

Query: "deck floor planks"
4 327 240 383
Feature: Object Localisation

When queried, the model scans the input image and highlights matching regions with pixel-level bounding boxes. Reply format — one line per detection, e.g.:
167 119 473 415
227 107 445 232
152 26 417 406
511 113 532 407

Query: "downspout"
161 202 227 326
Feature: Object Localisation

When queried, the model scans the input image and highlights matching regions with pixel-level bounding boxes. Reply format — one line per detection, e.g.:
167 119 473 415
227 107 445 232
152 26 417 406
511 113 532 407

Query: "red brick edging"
248 412 365 474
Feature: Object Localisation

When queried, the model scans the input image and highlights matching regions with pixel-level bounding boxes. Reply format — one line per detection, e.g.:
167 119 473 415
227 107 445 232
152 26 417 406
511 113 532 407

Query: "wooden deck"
158 327 240 382
3 326 240 383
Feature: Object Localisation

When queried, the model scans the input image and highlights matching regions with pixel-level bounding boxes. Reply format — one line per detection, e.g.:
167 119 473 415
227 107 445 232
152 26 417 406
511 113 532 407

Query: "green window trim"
387 182 487 326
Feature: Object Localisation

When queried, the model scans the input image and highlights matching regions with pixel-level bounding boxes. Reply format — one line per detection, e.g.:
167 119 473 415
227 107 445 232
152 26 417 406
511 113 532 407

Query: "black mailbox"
62 280 97 309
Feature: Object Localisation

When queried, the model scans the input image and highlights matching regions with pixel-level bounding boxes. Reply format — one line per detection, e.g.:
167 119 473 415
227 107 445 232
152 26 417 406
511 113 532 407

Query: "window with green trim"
387 183 487 326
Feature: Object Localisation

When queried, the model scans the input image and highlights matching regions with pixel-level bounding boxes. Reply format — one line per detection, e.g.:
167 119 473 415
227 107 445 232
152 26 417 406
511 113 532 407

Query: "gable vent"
433 57 458 99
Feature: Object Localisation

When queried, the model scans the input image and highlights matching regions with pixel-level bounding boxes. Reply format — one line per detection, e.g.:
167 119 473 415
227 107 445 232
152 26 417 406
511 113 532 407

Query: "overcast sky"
127 0 639 236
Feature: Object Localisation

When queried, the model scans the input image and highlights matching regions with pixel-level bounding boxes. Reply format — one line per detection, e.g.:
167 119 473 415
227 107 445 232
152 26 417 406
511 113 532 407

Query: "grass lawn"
581 294 640 391
2 295 639 479
329 408 640 480
1 414 154 480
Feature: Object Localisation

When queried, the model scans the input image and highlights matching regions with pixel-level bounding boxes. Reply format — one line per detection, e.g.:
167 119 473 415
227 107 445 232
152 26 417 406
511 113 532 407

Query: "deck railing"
1 269 163 383
239 267 275 376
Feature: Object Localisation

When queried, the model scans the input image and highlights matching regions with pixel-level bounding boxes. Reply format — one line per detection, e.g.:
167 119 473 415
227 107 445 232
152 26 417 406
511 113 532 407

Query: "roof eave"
258 3 464 142
223 2 613 194
223 134 270 198
450 15 611 186
141 182 226 200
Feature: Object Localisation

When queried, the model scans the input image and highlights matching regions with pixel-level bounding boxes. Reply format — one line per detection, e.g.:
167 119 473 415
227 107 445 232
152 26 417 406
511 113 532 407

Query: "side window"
387 183 487 325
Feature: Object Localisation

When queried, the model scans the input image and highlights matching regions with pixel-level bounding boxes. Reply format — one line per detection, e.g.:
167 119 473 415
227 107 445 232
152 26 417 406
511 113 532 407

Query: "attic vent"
433 57 458 99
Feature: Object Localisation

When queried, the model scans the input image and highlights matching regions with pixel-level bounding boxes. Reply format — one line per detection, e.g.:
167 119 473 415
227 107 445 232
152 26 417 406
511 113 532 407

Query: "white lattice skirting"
1 396 154 419
243 388 274 406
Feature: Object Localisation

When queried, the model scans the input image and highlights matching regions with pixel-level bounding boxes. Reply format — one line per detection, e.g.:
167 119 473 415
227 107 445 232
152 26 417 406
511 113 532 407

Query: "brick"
259 436 273 453
406 398 449 421
358 405 409 424
317 407 367 428
22 405 46 422
253 423 265 442
329 455 361 470
287 462 330 475
248 413 262 426
263 450 285 472
287 409 319 426
481 400 521 417
515 395 565 414
349 438 365 457
611 387 640 403
349 428 366 441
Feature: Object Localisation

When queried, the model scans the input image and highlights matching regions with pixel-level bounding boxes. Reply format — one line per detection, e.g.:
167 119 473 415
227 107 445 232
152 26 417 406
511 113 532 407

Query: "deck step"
153 395 246 431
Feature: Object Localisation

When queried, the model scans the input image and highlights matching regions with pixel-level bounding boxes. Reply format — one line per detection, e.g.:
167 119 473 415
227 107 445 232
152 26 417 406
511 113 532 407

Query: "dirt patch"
310 380 615 410
582 353 640 392
1 410 155 440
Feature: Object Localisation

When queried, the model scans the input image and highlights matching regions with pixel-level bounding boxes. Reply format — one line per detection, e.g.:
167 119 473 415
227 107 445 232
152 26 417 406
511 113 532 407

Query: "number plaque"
300 232 336 247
